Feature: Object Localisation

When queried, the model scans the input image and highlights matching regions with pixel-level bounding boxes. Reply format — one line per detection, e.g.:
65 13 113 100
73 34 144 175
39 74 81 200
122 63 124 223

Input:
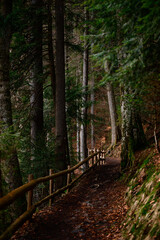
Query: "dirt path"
12 158 127 240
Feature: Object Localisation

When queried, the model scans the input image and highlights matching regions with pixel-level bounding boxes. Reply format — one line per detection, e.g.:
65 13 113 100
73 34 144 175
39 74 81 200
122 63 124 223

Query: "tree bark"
0 0 26 223
121 88 132 169
47 0 56 104
77 118 80 161
107 82 120 145
80 8 89 167
104 60 120 146
55 0 67 188
30 0 47 177
90 64 95 149
65 44 70 166
76 69 81 161
121 88 147 169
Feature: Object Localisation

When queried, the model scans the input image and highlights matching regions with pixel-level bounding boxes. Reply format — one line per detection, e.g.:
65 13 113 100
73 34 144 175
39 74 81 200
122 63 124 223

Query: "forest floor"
12 158 128 240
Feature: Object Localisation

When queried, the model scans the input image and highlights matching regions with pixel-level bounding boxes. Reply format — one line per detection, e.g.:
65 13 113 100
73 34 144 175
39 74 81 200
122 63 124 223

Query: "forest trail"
12 158 127 240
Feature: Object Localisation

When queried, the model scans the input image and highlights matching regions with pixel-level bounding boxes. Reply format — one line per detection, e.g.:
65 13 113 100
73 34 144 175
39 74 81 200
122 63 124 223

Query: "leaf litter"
12 158 127 240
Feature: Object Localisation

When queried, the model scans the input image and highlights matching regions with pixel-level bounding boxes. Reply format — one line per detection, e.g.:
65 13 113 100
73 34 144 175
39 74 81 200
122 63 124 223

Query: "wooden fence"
0 149 105 240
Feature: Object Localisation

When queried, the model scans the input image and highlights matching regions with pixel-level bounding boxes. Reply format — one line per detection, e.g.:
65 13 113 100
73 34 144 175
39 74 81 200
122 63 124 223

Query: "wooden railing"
0 149 105 240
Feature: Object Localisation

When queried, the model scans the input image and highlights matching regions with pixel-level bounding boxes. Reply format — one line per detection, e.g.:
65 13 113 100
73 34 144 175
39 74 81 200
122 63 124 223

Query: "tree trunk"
121 88 147 169
0 166 4 234
76 69 81 161
77 118 80 161
65 44 70 166
47 0 56 104
104 60 120 146
90 64 95 149
80 8 89 167
121 88 132 169
55 0 67 188
30 0 47 177
107 82 120 145
0 0 26 223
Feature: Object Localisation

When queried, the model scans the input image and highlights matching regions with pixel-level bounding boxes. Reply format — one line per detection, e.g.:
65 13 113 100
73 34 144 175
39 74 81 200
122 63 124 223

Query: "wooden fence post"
88 148 90 166
102 150 104 165
88 148 90 157
93 148 95 164
90 149 92 167
67 165 71 193
92 149 94 166
49 169 54 206
99 150 102 165
95 149 98 165
97 149 100 165
102 150 105 164
27 174 33 210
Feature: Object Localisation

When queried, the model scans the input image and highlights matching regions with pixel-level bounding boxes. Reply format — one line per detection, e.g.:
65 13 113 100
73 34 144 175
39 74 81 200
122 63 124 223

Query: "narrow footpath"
12 158 127 240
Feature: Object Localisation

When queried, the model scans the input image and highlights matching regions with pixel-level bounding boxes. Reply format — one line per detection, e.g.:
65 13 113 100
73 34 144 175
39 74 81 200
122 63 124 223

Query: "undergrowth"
123 147 160 240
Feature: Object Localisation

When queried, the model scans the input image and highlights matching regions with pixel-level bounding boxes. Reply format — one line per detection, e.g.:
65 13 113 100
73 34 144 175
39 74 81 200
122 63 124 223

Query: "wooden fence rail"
0 149 105 240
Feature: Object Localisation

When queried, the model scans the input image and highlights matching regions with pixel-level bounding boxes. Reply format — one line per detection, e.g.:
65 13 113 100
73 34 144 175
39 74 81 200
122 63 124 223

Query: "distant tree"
104 60 121 146
90 63 95 149
86 0 148 169
107 82 120 145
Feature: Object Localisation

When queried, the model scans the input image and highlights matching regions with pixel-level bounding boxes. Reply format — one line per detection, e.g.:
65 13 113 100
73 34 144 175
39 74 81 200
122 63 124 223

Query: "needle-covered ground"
12 158 127 240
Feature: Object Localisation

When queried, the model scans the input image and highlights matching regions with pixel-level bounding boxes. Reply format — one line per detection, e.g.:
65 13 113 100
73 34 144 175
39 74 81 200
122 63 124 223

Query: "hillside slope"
123 148 160 240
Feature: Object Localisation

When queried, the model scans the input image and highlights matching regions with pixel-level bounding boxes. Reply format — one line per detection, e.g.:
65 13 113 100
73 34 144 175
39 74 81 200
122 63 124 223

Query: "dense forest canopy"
0 0 160 234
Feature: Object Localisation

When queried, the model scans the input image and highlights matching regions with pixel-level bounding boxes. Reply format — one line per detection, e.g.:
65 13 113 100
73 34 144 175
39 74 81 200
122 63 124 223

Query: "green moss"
134 223 144 237
148 195 154 202
131 183 139 190
128 138 135 164
156 230 160 238
150 224 159 237
140 157 150 169
136 184 145 196
131 223 136 233
146 166 155 181
141 202 151 216
155 181 160 193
